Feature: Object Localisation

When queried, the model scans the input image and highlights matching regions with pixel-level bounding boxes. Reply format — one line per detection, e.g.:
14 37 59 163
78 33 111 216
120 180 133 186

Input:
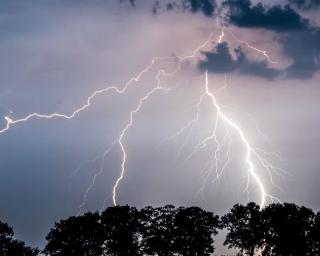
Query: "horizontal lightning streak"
0 56 174 134
0 28 217 135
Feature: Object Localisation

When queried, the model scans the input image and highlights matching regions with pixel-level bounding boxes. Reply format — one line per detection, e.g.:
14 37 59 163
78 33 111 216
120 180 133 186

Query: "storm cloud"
152 0 217 16
199 42 280 79
128 0 320 78
222 0 309 32
280 27 320 78
124 0 217 16
221 0 320 78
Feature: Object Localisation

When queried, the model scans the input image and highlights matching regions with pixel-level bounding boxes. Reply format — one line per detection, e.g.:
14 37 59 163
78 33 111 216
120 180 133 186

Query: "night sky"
0 0 320 254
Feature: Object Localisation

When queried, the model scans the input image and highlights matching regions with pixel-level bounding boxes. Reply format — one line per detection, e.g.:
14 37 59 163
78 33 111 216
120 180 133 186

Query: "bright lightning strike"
0 56 174 135
227 29 278 64
202 71 279 208
215 17 278 65
112 70 170 206
0 20 283 211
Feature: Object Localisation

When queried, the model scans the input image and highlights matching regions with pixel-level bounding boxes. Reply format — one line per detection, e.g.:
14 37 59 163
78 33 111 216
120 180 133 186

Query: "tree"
100 205 141 256
262 203 315 256
43 212 103 256
310 211 320 255
0 221 39 256
139 205 177 256
221 202 264 256
173 206 220 256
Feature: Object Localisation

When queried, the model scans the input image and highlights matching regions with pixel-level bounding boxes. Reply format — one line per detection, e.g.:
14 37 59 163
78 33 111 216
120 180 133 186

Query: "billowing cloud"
199 42 280 79
221 0 320 78
222 0 309 32
132 0 217 16
169 0 217 16
125 0 320 79
280 27 320 78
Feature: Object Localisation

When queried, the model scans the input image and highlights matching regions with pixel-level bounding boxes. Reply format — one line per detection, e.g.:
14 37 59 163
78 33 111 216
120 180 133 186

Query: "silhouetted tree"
221 202 264 256
0 221 39 256
139 205 177 256
41 202 320 256
100 205 140 255
262 203 315 256
173 206 220 256
310 211 320 255
43 212 103 256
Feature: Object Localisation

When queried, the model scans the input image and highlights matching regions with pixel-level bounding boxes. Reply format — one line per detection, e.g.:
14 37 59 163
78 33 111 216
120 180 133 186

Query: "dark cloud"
180 0 216 16
152 0 217 17
199 42 280 79
123 0 320 79
129 0 136 6
218 0 320 78
288 0 320 10
199 32 320 79
280 27 320 78
223 0 309 32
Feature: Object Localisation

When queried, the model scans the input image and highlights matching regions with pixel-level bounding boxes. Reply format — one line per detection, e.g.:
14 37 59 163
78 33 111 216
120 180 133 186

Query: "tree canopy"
173 206 220 256
0 221 39 256
262 203 315 256
43 205 220 256
100 205 141 255
44 212 104 256
221 202 319 256
2 202 320 256
221 202 264 256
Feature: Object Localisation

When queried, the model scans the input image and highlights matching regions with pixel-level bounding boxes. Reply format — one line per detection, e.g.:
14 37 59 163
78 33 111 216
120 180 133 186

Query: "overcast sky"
0 0 320 253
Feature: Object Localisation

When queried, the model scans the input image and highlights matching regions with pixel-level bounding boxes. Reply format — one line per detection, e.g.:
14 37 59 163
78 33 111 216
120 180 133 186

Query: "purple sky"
0 0 319 253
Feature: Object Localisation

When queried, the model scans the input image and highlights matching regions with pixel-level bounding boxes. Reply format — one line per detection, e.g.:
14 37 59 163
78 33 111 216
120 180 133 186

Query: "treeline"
1 203 320 256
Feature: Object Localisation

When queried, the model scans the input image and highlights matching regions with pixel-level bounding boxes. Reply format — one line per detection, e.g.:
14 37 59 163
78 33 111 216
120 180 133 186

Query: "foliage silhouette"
139 205 220 256
173 206 220 256
100 205 141 255
0 221 39 256
221 202 264 256
43 212 104 256
2 202 320 256
310 211 320 255
262 203 315 256
139 205 177 256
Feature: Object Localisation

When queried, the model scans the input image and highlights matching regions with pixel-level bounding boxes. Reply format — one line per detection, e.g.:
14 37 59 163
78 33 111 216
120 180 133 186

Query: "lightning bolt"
202 71 280 208
215 17 278 65
162 24 282 208
74 32 221 210
226 29 278 64
0 19 283 211
0 56 175 135
77 142 116 213
112 70 170 206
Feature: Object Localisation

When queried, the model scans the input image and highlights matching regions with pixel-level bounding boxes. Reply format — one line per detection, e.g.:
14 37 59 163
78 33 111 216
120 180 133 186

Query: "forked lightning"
0 21 282 210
